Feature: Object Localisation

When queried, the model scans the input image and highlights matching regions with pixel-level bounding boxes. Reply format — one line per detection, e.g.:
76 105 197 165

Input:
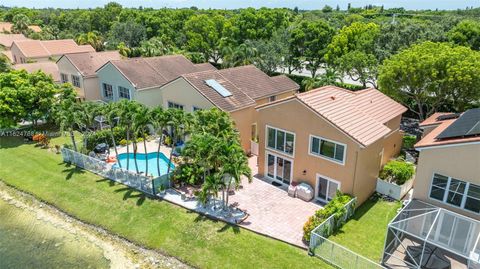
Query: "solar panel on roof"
205 79 232 97
436 108 480 139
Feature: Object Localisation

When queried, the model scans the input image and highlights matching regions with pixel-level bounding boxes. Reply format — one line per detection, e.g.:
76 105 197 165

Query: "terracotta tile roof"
107 55 216 89
13 62 60 82
257 85 406 147
0 22 42 33
217 65 299 100
13 39 94 58
181 70 256 112
415 111 480 149
62 51 122 77
0 33 29 47
419 112 451 127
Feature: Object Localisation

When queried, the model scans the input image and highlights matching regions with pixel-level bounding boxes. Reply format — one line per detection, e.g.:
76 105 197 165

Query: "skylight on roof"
205 79 232 97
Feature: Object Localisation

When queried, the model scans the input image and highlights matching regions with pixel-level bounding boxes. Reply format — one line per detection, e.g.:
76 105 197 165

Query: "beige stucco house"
255 86 407 205
159 65 299 152
57 51 122 100
414 109 480 220
95 55 215 105
10 39 94 64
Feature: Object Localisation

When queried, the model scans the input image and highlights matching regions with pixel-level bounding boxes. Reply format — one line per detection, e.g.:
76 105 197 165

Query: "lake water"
0 198 110 269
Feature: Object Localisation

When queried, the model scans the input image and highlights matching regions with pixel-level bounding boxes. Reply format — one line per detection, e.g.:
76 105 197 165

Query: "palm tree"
76 31 104 51
165 108 187 176
74 101 102 151
117 100 138 171
57 102 79 152
133 105 151 176
221 145 252 209
198 173 224 208
150 106 167 177
103 102 121 167
302 67 343 91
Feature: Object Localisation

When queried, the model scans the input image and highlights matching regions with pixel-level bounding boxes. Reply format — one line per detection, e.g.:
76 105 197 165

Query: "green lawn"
0 134 330 269
328 198 401 262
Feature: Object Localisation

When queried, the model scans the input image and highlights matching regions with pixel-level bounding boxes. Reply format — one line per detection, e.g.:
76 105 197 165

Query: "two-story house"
159 65 299 151
255 86 407 205
56 51 122 100
95 55 215 105
414 108 480 220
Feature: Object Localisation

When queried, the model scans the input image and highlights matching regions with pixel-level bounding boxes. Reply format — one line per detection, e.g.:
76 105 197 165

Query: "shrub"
84 126 128 151
303 192 354 242
172 163 203 185
119 139 128 146
380 160 415 185
403 135 417 149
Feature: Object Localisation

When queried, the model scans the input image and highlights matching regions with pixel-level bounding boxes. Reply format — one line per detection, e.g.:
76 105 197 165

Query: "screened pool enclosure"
382 200 480 269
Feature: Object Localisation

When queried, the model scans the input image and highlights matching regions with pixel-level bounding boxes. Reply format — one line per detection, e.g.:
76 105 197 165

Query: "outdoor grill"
93 143 109 154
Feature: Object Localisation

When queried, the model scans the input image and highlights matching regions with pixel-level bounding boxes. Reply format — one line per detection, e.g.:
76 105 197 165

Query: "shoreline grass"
0 135 330 269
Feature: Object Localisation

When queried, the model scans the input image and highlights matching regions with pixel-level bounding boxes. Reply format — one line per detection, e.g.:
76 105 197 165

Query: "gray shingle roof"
107 55 216 89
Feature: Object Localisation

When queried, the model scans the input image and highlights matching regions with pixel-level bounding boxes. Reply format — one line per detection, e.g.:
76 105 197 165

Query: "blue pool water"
113 152 174 177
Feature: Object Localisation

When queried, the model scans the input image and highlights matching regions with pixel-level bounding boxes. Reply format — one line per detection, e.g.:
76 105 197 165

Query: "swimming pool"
113 152 174 177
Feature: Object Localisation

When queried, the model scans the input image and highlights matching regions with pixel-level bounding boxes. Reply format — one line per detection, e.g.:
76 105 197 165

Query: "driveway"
229 156 321 248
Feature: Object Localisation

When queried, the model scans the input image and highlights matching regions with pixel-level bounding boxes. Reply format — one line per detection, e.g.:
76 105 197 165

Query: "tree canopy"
378 42 480 120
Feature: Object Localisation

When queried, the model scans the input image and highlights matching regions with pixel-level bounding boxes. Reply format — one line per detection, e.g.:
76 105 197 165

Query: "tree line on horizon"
1 3 479 120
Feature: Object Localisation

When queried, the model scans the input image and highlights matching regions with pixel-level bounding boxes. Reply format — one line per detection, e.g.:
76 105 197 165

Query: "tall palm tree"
104 102 121 167
151 106 167 177
133 105 151 176
74 101 102 151
57 102 79 152
198 173 224 208
117 100 137 171
165 108 187 176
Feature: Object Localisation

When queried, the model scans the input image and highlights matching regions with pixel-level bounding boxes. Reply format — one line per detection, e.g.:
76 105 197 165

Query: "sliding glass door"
266 153 292 185
316 176 340 202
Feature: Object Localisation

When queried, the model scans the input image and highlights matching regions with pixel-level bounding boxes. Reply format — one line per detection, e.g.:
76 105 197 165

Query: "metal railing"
61 148 171 195
309 197 385 268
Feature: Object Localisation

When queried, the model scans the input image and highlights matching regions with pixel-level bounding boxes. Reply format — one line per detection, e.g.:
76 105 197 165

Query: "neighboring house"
0 33 29 49
159 65 299 151
95 55 215 105
255 86 407 205
57 51 122 100
10 39 94 64
414 108 480 220
0 34 30 62
0 22 42 33
13 62 60 83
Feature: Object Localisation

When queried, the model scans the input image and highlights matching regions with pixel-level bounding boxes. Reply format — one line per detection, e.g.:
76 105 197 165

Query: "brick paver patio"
229 156 321 248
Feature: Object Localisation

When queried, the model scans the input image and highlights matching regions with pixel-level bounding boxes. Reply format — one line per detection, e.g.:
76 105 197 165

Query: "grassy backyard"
328 198 402 262
0 134 330 269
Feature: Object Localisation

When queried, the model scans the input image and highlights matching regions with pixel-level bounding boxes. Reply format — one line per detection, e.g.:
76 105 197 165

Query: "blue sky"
1 0 478 10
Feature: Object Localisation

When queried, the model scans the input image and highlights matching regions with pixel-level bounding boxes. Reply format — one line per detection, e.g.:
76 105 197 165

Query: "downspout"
351 150 359 198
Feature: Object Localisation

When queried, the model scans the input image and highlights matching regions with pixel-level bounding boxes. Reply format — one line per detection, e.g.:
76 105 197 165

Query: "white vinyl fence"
61 148 170 195
309 197 386 268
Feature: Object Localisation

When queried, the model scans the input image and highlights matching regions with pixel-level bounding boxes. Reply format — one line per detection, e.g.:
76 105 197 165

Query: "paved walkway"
230 156 321 248
112 142 321 248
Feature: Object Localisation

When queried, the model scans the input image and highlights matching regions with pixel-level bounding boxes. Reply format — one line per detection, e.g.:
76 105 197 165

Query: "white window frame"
71 74 81 87
315 173 341 203
167 101 184 110
308 134 347 165
265 125 295 157
60 73 69 83
428 173 480 215
118 86 131 100
102 83 114 100
264 150 294 186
